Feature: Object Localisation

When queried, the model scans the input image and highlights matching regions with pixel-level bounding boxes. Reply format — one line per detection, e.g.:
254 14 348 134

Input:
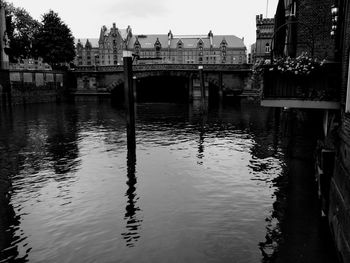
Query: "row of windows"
78 50 245 59
77 55 245 65
78 54 244 61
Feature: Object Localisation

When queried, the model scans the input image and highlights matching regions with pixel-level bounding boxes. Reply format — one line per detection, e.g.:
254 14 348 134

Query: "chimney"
208 30 213 48
168 30 173 47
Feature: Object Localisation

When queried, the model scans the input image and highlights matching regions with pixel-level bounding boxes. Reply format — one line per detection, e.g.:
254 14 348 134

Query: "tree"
3 1 40 62
33 10 75 68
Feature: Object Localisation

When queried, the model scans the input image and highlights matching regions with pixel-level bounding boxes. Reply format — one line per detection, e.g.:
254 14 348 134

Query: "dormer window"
176 39 183 50
154 38 162 57
220 39 227 50
134 37 141 55
154 38 162 50
197 39 204 49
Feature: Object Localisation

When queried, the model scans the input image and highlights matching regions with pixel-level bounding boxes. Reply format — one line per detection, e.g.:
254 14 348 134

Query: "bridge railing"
73 63 252 73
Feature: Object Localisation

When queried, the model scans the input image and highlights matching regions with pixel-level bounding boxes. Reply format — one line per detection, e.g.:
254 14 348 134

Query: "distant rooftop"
173 35 209 39
75 38 99 48
75 26 246 50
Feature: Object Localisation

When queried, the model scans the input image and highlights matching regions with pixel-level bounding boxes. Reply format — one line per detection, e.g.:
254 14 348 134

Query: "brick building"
252 14 274 62
332 0 350 262
273 0 335 59
75 24 247 66
269 1 350 262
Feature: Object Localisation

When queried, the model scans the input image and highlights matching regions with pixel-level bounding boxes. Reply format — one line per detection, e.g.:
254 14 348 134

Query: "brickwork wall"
330 118 350 262
296 0 335 60
329 1 350 262
340 0 350 103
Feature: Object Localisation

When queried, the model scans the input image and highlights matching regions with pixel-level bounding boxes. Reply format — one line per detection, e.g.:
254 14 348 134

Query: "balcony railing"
261 62 340 109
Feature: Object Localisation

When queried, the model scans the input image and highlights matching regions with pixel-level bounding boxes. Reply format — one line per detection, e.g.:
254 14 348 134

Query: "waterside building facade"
75 24 247 66
252 14 275 62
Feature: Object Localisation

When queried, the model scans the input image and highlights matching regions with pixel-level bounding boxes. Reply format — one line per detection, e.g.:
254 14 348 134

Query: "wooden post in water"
198 66 206 101
188 74 193 103
218 72 223 102
133 76 137 102
198 66 208 112
123 51 136 151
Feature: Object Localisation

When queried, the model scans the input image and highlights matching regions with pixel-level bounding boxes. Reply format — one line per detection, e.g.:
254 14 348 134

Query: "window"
290 1 297 16
346 54 350 113
265 43 270 53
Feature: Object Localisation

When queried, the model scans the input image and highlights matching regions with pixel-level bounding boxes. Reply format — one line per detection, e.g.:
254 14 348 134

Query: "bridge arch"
74 63 252 103
135 74 189 103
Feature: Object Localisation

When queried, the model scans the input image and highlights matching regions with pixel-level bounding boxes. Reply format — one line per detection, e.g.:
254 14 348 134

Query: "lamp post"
198 65 205 101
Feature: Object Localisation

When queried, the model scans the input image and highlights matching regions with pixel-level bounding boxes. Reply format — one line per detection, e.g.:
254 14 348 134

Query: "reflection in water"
256 108 286 262
122 125 142 247
46 106 80 176
0 108 30 262
258 169 288 262
0 101 335 262
0 104 82 261
197 115 206 165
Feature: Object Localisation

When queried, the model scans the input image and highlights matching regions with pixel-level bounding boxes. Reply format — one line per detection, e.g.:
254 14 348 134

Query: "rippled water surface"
0 101 285 262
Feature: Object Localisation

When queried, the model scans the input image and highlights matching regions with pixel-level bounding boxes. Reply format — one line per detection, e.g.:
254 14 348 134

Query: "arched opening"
208 81 220 104
111 82 124 104
136 75 188 103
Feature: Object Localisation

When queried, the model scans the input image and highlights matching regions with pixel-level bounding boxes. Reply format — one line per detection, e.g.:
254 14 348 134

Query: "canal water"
0 101 332 262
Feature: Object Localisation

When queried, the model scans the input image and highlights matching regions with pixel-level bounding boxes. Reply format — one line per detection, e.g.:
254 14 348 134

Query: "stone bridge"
73 63 253 101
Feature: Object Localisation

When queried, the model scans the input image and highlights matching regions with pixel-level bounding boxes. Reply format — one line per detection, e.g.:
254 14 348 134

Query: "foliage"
253 52 326 77
252 58 271 76
3 1 40 62
32 10 75 68
270 52 326 75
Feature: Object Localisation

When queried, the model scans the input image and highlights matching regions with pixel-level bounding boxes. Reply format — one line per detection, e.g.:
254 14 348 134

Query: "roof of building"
128 34 246 49
75 28 246 50
75 38 99 48
128 35 169 49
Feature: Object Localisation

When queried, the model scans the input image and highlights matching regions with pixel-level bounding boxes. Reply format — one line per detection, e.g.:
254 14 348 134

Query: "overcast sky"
9 0 278 49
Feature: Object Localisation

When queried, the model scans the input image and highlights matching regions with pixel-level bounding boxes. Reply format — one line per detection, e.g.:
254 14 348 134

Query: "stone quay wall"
0 70 74 105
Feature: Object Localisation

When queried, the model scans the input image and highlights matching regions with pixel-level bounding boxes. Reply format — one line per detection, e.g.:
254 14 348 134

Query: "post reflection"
121 126 142 248
197 124 205 164
197 104 207 165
